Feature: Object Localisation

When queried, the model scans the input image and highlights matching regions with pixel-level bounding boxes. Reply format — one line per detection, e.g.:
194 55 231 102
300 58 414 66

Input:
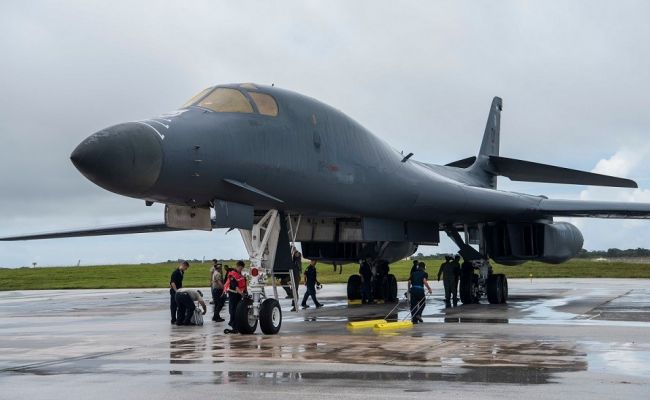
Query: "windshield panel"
181 87 212 108
249 92 278 116
198 88 253 113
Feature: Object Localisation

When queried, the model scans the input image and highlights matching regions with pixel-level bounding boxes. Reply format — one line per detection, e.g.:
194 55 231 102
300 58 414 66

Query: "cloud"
560 147 650 250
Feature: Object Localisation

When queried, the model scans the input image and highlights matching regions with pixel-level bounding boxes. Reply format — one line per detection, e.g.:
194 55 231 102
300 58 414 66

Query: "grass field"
2 258 650 291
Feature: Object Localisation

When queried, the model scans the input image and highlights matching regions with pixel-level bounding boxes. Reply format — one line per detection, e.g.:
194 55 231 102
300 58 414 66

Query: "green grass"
1 258 650 291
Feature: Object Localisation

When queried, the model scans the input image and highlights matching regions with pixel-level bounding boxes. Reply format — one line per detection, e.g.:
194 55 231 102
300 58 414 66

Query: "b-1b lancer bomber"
4 83 650 334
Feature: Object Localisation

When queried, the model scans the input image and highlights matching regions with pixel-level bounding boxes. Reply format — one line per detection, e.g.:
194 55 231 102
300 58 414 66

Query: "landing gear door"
213 200 254 229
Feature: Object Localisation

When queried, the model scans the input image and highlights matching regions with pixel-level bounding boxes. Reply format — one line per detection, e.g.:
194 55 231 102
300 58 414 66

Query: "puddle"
167 366 581 385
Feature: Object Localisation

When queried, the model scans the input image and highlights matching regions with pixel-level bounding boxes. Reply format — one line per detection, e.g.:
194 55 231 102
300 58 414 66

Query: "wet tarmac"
1 279 649 399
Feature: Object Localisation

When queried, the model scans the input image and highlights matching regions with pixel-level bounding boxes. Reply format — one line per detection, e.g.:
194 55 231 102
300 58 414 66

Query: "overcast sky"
1 1 649 267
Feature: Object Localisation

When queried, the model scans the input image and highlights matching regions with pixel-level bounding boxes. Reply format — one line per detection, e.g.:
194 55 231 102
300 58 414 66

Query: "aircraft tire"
347 275 362 300
487 274 507 304
373 276 386 301
498 275 508 303
459 274 474 305
235 297 258 334
259 298 282 335
386 274 398 302
487 275 500 304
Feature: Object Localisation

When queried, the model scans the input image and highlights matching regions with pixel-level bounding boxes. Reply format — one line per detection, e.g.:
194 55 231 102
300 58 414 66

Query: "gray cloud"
1 1 649 267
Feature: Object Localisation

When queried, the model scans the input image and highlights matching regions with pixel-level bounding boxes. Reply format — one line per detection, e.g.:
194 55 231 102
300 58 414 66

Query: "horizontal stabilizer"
538 199 650 219
445 156 476 168
0 222 192 241
490 156 638 188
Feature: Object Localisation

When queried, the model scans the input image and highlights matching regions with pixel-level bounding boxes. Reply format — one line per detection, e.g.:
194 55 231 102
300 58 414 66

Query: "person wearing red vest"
223 260 247 332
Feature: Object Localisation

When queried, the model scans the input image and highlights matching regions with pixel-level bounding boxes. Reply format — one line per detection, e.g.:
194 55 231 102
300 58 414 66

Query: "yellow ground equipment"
347 319 387 329
372 293 430 330
346 297 404 329
374 320 413 330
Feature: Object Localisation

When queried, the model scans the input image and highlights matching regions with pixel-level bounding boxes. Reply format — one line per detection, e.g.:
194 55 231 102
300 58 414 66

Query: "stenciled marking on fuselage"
137 110 189 140
135 121 165 140
146 120 170 129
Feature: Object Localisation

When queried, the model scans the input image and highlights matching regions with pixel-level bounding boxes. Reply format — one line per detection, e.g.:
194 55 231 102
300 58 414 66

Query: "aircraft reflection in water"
3 83 650 334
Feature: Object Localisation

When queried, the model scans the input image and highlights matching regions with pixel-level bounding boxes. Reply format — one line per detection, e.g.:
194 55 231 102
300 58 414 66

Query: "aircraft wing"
538 199 650 219
0 222 188 241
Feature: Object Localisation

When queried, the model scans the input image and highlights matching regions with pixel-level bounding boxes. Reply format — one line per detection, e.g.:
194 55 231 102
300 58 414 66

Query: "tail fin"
479 96 502 157
469 97 503 188
468 96 637 189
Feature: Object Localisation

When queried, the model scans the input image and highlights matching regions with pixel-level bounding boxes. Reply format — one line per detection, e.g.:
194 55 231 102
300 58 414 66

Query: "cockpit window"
197 88 254 113
248 92 279 116
181 87 212 108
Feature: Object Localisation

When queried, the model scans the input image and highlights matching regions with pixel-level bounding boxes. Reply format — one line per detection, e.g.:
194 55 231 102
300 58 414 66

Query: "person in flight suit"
175 288 207 326
224 260 247 332
408 262 432 324
438 255 461 308
169 261 190 324
359 259 374 304
301 259 323 309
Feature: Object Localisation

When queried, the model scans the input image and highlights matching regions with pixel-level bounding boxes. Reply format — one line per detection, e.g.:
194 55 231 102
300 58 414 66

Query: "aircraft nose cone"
71 122 163 196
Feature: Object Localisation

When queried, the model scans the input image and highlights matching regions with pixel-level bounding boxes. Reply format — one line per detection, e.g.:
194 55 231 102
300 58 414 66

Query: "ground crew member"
438 255 461 307
210 260 225 322
289 248 303 311
301 259 323 309
174 288 207 326
359 259 374 304
223 260 247 332
450 255 462 306
409 259 419 279
408 261 432 323
169 261 190 324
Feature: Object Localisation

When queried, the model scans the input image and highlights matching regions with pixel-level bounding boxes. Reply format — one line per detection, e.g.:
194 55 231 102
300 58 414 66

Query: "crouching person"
175 288 207 326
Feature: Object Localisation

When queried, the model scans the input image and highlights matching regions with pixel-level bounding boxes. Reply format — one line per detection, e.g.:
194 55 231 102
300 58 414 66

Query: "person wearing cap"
408 261 432 324
169 261 190 324
174 288 207 326
223 260 247 331
301 259 323 309
209 260 225 322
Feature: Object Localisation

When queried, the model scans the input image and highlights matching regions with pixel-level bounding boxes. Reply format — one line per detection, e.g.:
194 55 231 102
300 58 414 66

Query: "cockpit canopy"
181 84 278 116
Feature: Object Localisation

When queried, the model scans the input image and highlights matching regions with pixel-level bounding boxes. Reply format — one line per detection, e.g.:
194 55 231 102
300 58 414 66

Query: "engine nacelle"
301 241 417 264
486 222 583 265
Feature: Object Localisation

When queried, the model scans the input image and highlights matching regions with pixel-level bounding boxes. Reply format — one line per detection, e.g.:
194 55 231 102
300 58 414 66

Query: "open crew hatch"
181 85 279 116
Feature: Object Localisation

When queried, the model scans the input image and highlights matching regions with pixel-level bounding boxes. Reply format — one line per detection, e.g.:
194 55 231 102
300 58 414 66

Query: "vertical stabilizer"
469 97 502 188
479 97 502 157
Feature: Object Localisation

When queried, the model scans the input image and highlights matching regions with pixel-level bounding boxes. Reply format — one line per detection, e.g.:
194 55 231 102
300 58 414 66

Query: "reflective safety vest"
227 270 246 293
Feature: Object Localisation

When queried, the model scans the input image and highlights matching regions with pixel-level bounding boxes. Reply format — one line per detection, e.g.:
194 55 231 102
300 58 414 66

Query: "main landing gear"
346 261 398 303
446 228 508 305
458 259 508 305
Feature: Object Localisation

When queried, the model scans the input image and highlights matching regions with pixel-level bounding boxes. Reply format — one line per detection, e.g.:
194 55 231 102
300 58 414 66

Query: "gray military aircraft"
3 83 650 334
